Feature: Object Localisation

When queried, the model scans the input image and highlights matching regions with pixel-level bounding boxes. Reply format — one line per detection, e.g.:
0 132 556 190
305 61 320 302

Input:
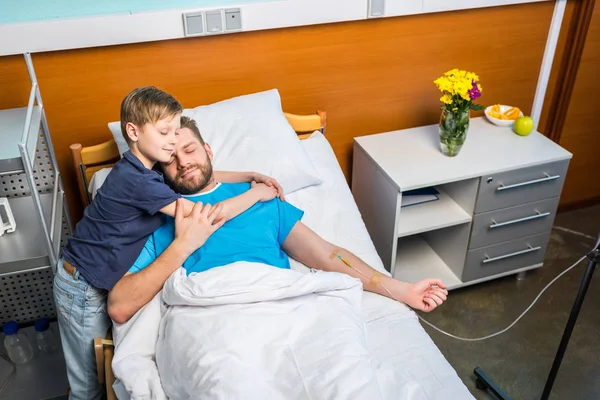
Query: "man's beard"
165 161 214 195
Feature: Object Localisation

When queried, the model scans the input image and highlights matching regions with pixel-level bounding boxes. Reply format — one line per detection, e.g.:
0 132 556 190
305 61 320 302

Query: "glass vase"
439 108 470 157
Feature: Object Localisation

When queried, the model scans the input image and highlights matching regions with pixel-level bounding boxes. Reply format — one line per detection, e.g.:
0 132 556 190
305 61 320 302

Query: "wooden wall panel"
0 55 30 109
556 3 600 207
0 2 556 220
539 0 575 134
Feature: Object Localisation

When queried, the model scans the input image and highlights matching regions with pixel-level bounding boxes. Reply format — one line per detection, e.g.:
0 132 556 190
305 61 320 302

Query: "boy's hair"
120 86 183 145
180 116 206 145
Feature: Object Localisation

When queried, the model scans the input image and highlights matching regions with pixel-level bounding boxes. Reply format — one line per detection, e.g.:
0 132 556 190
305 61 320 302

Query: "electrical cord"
335 233 594 342
415 255 587 341
0 351 16 395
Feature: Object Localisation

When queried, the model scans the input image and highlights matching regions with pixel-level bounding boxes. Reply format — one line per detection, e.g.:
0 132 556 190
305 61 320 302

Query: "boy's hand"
174 198 225 255
252 172 285 201
250 181 278 202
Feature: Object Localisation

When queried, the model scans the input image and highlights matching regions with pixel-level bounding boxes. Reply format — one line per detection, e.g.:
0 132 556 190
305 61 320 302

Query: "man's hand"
390 279 448 312
174 198 225 255
250 181 279 202
252 172 285 201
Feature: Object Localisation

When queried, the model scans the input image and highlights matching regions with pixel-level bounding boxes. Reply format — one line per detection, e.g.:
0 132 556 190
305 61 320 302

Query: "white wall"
0 0 547 56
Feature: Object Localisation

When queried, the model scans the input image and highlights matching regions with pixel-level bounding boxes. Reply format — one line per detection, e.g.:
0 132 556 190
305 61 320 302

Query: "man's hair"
180 116 205 145
120 86 183 145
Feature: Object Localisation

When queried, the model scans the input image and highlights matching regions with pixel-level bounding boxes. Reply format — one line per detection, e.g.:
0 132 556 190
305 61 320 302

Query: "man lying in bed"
107 116 448 324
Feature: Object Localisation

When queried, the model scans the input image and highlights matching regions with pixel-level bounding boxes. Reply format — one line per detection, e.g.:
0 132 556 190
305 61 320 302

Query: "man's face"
161 127 214 195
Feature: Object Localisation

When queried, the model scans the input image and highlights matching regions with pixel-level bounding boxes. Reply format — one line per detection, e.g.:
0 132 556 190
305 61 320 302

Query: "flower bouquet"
434 69 484 156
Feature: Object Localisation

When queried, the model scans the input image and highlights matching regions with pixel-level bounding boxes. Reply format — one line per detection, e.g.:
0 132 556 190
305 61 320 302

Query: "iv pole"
473 232 600 400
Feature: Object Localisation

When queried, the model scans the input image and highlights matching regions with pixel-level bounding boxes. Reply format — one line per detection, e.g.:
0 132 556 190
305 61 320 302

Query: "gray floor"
0 322 69 400
418 205 600 400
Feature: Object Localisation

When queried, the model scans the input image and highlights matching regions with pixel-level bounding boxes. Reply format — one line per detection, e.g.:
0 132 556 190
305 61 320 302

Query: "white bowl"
484 105 523 127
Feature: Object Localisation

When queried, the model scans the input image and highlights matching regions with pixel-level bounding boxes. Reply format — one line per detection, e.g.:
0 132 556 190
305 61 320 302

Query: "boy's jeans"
53 258 111 400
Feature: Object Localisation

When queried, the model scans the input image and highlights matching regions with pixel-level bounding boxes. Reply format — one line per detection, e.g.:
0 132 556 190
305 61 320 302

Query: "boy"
54 86 281 400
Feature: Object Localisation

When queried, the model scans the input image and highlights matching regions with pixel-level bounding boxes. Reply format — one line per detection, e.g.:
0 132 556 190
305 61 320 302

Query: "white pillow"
108 121 130 156
108 89 322 194
183 89 322 194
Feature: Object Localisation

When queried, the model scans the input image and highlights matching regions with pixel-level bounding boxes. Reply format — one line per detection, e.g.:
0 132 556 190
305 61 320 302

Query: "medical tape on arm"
330 249 385 289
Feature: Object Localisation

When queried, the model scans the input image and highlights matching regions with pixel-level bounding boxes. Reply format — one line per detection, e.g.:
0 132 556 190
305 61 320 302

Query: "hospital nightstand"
351 117 572 289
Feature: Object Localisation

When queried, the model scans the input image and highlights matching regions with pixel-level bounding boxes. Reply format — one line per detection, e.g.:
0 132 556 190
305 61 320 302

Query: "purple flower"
468 80 481 100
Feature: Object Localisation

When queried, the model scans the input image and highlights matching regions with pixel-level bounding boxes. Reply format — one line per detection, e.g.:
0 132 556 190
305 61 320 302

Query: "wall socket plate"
184 8 243 37
205 9 224 34
225 8 242 31
368 0 385 18
183 11 205 36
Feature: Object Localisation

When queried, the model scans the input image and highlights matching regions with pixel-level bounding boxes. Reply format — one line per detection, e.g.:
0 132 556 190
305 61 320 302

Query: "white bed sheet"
110 132 473 399
285 132 473 400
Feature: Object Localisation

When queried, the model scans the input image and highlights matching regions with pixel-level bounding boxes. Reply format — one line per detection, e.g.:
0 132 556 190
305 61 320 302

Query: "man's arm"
282 222 448 312
108 199 225 324
108 240 191 324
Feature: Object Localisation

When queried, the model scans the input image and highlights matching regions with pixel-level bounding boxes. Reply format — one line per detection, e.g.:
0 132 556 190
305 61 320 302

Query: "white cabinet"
352 117 572 289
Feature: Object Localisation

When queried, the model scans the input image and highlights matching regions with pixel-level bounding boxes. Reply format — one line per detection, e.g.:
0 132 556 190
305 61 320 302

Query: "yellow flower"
435 69 482 103
466 72 480 82
434 77 453 93
440 94 453 104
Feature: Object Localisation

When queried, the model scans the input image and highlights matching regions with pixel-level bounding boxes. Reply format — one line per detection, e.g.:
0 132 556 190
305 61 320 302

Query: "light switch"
206 10 224 34
183 12 204 36
225 8 242 31
368 0 385 17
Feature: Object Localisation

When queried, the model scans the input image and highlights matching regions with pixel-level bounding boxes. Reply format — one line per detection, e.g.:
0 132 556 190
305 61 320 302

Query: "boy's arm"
160 197 197 218
218 182 278 221
215 171 284 201
214 171 255 183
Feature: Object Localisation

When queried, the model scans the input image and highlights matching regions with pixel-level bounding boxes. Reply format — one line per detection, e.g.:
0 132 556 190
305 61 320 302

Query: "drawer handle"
482 244 541 264
490 210 551 229
496 173 560 192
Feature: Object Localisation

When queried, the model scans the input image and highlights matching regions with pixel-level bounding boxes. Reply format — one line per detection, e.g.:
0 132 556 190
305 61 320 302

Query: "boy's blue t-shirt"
62 151 181 290
130 182 304 275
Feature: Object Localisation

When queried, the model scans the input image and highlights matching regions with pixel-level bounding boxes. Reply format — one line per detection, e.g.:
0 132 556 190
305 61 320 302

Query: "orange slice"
503 107 521 120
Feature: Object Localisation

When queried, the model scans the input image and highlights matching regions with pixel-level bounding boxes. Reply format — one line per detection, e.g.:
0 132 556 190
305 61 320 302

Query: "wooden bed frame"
72 110 326 399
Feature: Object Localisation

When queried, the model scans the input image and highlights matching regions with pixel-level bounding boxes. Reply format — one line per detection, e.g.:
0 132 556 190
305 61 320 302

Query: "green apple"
513 116 534 136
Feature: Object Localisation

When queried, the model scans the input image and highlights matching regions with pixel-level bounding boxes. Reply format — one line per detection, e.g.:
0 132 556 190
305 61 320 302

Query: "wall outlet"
225 8 242 31
183 12 205 36
206 10 224 34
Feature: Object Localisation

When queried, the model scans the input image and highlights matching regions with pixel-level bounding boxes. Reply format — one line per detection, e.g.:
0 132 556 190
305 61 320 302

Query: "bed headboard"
70 110 326 208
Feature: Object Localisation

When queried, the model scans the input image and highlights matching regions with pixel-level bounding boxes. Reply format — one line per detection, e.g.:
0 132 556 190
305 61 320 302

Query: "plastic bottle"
34 318 58 353
2 321 33 364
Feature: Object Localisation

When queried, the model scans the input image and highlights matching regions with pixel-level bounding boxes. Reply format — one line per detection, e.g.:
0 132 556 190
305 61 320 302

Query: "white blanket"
113 262 428 400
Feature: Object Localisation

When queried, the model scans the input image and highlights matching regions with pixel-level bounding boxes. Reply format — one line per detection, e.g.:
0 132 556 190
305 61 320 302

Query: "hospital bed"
70 102 473 399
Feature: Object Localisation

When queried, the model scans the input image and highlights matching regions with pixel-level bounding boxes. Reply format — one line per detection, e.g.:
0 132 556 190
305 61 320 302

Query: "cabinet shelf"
397 188 471 238
393 235 462 289
0 192 63 274
0 105 42 174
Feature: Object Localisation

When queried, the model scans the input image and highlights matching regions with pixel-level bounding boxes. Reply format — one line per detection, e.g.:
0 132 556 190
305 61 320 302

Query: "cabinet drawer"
462 232 550 282
475 160 569 213
470 197 559 249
